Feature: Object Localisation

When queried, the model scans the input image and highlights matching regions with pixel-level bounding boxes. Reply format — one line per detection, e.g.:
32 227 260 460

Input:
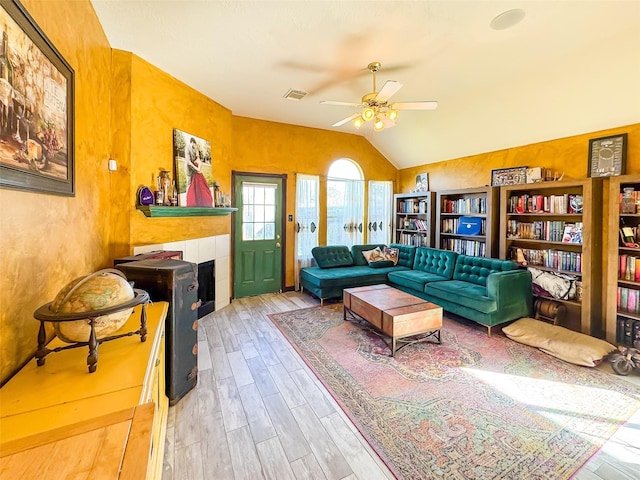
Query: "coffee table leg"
391 337 396 357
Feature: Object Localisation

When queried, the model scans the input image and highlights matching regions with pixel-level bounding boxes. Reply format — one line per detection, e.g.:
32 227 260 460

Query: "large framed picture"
173 129 214 207
0 0 75 196
587 133 627 178
491 166 527 187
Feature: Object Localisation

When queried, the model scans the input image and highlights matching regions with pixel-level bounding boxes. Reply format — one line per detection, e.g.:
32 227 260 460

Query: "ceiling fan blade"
375 81 403 103
390 101 438 110
321 100 362 107
332 113 361 127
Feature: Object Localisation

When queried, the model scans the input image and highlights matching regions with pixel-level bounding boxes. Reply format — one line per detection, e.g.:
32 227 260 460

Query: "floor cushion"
502 318 615 367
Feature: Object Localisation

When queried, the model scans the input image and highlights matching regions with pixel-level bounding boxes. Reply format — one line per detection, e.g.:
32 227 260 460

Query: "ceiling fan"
321 61 438 132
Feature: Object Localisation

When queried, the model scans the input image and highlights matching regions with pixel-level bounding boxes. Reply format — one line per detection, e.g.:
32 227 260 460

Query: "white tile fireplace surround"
133 234 230 311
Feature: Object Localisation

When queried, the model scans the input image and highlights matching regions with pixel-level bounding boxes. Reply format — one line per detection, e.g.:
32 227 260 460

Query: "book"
561 223 582 244
620 254 628 279
620 226 637 246
620 287 629 312
628 289 637 313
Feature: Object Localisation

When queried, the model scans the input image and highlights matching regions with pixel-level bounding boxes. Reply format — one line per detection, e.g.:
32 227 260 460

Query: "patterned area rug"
269 304 640 480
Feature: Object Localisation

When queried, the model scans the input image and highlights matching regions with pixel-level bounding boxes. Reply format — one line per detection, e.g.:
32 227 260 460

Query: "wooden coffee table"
343 284 443 356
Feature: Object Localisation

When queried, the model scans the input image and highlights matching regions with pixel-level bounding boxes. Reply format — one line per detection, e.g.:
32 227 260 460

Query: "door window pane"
242 183 277 241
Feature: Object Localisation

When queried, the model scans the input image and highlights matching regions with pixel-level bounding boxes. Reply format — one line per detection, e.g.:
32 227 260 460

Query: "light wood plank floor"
162 292 640 480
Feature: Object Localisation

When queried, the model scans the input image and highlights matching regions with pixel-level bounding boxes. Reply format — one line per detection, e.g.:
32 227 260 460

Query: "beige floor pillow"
502 318 615 367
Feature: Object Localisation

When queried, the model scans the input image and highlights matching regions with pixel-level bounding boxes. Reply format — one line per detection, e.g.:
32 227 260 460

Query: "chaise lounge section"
300 244 532 334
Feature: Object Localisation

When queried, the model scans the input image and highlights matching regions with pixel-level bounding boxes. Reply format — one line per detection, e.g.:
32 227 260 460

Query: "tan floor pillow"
502 318 615 367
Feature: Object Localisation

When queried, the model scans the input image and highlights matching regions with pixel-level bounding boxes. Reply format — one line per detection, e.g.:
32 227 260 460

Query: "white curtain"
295 174 320 291
327 178 364 247
368 180 393 244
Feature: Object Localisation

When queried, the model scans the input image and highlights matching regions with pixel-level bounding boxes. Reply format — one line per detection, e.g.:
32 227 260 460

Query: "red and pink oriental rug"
269 304 640 480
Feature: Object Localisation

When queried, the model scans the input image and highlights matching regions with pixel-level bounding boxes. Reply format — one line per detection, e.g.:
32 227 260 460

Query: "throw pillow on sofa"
362 246 399 267
362 247 383 263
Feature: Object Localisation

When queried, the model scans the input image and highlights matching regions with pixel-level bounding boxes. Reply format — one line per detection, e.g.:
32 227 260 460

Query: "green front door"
233 174 284 298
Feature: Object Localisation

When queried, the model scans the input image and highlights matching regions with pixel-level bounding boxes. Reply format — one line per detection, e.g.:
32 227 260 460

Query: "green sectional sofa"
300 244 532 333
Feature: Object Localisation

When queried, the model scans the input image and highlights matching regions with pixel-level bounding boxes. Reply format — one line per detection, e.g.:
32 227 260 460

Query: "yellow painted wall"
231 116 398 286
0 0 113 383
398 124 640 193
122 52 234 247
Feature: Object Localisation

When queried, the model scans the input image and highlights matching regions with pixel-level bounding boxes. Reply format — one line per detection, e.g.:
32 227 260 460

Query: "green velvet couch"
300 244 532 333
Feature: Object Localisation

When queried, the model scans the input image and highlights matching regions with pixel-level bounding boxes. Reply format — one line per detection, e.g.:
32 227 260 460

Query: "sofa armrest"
486 270 533 312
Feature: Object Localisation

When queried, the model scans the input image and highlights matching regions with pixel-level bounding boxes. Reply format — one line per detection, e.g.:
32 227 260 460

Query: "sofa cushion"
426 280 497 314
311 246 354 269
351 244 386 266
390 243 417 268
300 266 388 288
453 255 518 287
387 269 450 293
412 247 457 278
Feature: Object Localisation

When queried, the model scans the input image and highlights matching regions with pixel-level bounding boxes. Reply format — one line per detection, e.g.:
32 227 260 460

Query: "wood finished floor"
162 292 640 480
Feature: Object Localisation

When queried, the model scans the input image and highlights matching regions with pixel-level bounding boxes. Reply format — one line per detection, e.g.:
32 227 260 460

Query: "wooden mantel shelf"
137 206 237 217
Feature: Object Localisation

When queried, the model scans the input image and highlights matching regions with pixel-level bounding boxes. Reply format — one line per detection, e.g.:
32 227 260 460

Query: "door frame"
231 171 287 298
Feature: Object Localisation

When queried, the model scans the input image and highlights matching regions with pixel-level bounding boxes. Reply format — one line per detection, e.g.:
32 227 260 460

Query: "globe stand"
33 289 150 373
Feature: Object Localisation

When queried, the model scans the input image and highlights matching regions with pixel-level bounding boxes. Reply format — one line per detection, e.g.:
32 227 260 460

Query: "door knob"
275 242 281 247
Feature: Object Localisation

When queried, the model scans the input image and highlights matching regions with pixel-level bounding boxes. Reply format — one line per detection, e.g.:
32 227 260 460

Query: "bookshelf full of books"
393 192 436 247
436 187 499 257
499 179 603 336
607 174 640 346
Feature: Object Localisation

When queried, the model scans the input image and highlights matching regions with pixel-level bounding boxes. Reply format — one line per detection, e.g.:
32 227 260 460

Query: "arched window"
327 159 364 247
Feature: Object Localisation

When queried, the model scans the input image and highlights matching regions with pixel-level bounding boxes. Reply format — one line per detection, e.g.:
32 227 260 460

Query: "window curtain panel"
294 174 320 291
327 178 364 247
367 180 392 244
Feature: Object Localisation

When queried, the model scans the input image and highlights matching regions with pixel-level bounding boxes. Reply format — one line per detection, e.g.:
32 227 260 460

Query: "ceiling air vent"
283 88 307 101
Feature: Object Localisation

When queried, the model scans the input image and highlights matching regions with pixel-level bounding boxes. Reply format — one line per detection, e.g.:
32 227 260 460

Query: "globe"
50 269 135 343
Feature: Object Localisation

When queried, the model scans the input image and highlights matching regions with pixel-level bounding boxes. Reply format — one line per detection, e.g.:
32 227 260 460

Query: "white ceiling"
90 0 640 170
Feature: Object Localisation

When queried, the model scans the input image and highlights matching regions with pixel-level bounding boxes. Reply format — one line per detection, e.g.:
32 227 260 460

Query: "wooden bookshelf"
393 192 435 247
607 174 640 345
499 179 603 336
436 187 499 257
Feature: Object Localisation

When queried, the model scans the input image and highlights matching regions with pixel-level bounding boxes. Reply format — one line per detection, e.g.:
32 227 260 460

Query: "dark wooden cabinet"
436 187 499 257
116 259 199 405
393 192 435 247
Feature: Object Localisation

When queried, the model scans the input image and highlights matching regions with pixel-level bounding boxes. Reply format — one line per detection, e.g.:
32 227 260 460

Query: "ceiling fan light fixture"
362 107 375 121
374 117 384 132
387 109 398 121
352 116 363 129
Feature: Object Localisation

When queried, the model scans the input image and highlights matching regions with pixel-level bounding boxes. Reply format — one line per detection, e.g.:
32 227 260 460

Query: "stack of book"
618 287 640 317
507 194 582 214
509 247 581 272
619 254 640 281
616 315 640 346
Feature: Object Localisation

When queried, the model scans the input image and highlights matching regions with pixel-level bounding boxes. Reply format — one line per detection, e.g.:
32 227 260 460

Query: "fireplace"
197 260 215 318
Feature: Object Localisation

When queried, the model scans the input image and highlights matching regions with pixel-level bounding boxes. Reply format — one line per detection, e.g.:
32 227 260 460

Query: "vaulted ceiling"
91 1 640 169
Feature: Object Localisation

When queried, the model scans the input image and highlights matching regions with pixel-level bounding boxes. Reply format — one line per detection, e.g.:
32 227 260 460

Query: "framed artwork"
415 173 429 192
587 133 627 178
0 0 75 196
173 129 214 207
491 166 527 187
